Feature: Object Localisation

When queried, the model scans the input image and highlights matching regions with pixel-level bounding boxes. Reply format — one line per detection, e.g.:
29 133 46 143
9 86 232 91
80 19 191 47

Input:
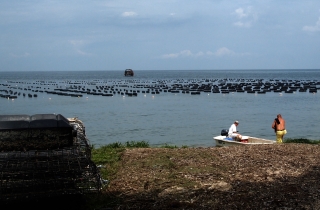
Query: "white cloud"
161 48 248 59
214 47 235 56
233 6 257 28
121 11 137 17
162 53 179 58
235 8 248 19
180 50 192 56
302 17 320 32
161 50 192 58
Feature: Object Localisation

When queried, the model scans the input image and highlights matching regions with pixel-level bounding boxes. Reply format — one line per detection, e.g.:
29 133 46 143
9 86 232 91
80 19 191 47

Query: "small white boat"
213 135 275 147
213 129 275 147
213 129 276 147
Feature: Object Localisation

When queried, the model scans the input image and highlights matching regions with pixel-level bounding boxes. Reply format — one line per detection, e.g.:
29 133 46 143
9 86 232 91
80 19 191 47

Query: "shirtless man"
271 114 287 143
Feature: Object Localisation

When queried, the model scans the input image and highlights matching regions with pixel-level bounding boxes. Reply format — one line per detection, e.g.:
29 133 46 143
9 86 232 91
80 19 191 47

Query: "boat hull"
213 135 275 147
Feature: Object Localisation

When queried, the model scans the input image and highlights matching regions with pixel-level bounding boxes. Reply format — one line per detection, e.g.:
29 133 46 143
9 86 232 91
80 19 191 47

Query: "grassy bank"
86 138 320 209
91 138 320 178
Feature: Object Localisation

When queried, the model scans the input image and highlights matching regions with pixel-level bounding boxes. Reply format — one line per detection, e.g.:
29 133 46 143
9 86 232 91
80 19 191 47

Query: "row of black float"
0 78 319 99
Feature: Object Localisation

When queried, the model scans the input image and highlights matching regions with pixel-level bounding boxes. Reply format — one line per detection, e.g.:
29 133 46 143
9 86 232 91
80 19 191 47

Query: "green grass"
90 141 149 178
159 143 178 149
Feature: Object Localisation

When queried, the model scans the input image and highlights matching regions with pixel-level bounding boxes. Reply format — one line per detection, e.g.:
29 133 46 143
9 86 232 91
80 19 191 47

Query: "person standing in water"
271 114 287 143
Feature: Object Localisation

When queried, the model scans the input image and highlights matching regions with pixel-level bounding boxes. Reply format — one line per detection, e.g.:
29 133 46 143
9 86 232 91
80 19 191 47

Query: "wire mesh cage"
0 114 102 204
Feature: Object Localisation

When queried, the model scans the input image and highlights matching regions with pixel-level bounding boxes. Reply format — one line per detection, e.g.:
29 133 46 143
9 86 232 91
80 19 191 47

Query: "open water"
0 69 319 147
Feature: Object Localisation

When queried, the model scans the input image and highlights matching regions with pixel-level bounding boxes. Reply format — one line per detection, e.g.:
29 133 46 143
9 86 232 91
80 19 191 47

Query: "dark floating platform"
0 78 319 99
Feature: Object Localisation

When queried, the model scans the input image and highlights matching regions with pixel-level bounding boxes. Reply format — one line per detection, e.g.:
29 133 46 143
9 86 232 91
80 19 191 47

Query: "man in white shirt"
228 121 242 141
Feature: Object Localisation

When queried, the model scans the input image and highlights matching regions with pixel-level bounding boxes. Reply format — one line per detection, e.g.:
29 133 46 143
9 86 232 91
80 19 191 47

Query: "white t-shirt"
228 124 237 136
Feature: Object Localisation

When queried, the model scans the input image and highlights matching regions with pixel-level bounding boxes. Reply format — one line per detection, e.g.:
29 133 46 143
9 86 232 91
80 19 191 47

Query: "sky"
1 0 320 71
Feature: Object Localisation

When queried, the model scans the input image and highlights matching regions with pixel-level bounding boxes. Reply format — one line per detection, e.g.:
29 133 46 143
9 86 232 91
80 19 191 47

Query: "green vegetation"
90 141 149 178
159 143 178 148
90 141 190 178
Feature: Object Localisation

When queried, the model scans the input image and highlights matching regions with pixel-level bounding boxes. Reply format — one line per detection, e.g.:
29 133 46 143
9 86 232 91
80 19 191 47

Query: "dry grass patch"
94 144 320 209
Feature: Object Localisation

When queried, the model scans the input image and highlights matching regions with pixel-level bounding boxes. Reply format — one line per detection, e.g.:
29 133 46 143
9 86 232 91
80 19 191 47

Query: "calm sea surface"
0 69 319 147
